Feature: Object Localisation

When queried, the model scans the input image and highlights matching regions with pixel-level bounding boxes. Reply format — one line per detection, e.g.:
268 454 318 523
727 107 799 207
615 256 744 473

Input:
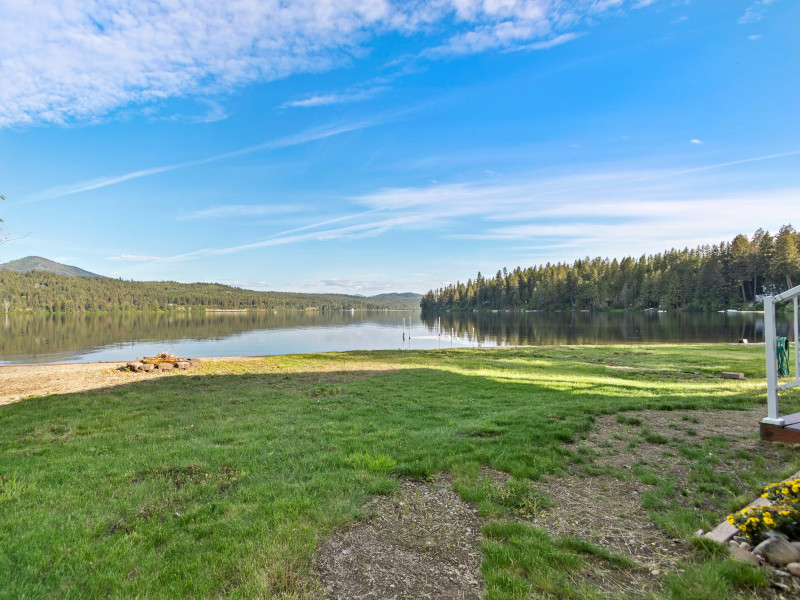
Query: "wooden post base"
760 415 800 444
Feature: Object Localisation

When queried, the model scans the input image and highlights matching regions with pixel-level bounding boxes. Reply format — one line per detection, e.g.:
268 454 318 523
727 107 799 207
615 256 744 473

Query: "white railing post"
794 296 799 382
763 295 785 425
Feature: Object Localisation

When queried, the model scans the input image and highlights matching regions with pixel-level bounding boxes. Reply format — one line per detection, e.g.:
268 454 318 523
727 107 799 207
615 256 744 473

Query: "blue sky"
1 0 798 295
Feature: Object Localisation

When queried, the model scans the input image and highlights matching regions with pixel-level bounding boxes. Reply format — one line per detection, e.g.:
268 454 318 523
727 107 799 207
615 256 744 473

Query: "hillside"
0 256 102 278
0 267 421 313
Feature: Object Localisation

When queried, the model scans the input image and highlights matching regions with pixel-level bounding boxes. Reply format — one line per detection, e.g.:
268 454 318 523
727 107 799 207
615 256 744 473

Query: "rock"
772 582 790 591
176 361 190 370
140 363 155 372
126 361 143 372
793 542 800 552
770 581 789 598
729 546 761 566
753 537 800 567
157 363 174 371
739 542 752 551
733 535 749 544
774 570 791 577
786 562 800 576
766 530 790 541
729 540 740 549
695 529 704 536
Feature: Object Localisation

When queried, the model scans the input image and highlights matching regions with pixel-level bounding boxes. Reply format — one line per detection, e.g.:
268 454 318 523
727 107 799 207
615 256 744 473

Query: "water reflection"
0 309 792 365
417 310 785 347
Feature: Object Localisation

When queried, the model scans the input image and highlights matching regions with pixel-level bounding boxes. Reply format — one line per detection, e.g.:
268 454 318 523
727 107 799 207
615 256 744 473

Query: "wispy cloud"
108 254 162 261
690 139 703 144
319 278 397 292
279 86 389 109
509 32 585 52
738 0 778 24
182 204 304 220
278 61 424 110
26 119 381 203
1 1 661 127
150 149 800 263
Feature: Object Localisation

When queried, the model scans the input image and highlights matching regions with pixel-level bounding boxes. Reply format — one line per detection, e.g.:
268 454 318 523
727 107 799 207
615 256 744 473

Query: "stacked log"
125 354 202 373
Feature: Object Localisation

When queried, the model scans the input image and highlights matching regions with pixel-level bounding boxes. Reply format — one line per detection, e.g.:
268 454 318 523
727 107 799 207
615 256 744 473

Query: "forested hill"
0 269 421 313
0 256 102 278
421 226 800 312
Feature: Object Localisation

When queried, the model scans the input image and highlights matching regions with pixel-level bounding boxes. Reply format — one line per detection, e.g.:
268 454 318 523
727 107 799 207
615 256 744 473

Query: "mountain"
0 256 102 278
371 292 423 300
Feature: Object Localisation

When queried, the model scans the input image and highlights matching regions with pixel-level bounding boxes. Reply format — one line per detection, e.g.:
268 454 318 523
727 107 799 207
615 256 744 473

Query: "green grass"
0 344 798 598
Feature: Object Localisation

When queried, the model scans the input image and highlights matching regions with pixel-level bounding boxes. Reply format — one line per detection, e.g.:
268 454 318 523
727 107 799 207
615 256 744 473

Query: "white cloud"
690 139 703 144
749 34 762 40
738 7 762 23
183 204 304 219
108 254 162 261
154 149 800 263
738 0 778 25
319 278 397 292
26 119 381 202
279 86 389 109
509 32 584 52
1 1 658 127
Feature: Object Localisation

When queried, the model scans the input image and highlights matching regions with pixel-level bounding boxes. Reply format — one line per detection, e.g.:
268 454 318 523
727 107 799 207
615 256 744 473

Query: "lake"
0 309 793 366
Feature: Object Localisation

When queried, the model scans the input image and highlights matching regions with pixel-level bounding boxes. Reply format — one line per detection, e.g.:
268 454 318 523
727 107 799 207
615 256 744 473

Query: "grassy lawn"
1 345 799 599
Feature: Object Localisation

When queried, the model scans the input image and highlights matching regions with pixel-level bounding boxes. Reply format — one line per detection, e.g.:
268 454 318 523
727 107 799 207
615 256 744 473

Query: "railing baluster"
795 296 799 381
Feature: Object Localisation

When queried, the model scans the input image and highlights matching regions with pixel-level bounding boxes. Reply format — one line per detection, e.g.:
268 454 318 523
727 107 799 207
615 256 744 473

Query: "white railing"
763 283 800 426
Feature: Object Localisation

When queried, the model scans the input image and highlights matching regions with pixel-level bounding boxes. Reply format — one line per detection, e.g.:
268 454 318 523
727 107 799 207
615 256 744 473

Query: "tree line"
421 225 800 312
0 270 420 313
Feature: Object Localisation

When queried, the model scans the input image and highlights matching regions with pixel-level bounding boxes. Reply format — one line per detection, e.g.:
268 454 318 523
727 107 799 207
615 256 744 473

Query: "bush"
761 478 800 505
727 504 800 544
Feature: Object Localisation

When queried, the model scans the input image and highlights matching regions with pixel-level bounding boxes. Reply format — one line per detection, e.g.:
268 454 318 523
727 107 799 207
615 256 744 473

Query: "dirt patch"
314 474 483 600
0 362 168 406
518 407 781 595
0 356 398 407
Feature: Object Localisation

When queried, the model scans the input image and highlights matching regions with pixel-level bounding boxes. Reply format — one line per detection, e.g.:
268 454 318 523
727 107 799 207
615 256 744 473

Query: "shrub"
761 478 800 505
727 504 800 544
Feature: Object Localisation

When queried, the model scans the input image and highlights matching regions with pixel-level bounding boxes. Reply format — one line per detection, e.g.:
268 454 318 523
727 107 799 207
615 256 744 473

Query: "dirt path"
315 475 483 600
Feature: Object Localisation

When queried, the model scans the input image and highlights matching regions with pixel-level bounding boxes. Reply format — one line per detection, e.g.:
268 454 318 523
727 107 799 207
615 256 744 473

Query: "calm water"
0 310 793 365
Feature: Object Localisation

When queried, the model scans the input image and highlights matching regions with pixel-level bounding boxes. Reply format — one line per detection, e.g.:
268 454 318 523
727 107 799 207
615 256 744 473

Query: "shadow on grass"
0 353 776 599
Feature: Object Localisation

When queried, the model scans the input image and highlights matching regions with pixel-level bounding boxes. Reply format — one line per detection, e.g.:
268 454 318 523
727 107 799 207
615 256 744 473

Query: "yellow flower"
762 493 769 498
782 488 790 495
